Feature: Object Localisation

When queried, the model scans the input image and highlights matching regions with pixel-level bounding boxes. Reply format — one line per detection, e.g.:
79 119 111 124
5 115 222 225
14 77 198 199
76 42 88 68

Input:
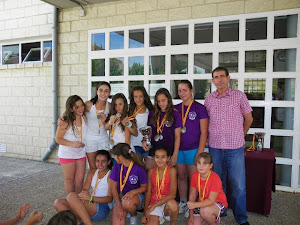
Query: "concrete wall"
0 0 299 161
0 0 54 161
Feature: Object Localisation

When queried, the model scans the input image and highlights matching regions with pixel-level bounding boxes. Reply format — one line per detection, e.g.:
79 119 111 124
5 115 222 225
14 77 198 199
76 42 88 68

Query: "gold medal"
119 192 123 199
97 115 101 119
181 126 186 133
110 139 114 145
159 134 163 140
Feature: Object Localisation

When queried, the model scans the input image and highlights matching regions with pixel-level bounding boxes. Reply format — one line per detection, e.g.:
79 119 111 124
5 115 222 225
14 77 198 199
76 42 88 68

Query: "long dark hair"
111 143 145 169
106 93 128 132
96 150 112 170
63 95 86 135
150 88 174 126
128 86 153 115
90 81 111 105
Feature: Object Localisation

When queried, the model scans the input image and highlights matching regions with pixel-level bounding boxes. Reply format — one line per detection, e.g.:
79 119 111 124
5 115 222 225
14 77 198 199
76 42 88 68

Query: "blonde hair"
195 152 213 164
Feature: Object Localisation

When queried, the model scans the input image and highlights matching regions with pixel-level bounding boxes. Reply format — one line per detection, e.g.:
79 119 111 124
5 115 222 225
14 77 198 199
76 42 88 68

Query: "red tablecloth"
244 148 276 215
227 148 276 215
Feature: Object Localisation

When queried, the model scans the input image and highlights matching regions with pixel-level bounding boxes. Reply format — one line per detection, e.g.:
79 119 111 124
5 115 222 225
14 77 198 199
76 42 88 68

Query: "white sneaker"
178 201 187 214
129 216 138 225
184 207 189 218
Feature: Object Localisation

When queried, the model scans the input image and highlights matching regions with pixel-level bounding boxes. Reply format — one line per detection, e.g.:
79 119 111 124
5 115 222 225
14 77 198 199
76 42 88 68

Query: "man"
204 67 253 225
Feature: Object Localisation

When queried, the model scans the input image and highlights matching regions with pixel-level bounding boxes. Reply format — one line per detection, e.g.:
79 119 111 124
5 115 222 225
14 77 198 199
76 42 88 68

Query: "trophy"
139 126 152 148
255 132 265 151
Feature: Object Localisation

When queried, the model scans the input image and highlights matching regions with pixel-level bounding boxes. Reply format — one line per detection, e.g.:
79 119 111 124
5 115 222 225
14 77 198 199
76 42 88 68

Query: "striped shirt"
204 88 252 149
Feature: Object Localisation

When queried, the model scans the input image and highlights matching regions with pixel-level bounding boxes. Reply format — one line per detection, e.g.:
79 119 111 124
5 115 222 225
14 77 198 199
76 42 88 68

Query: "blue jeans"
209 146 248 224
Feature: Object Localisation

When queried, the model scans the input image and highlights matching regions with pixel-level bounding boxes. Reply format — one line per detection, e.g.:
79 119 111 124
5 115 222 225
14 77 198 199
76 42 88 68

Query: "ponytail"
111 143 145 169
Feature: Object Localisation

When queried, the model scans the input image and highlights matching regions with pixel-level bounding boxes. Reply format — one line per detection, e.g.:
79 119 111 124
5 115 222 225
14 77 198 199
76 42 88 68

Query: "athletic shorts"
90 203 110 221
193 202 226 222
177 148 198 165
85 139 110 153
149 203 170 223
58 157 86 164
111 193 145 211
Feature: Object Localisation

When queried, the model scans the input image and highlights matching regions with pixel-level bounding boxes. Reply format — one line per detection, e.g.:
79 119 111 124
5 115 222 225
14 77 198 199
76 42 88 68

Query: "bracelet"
89 195 94 205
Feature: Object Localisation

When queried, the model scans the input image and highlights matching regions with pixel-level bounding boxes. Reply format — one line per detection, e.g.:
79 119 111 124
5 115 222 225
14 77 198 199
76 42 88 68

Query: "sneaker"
129 216 138 225
184 207 189 218
178 201 187 214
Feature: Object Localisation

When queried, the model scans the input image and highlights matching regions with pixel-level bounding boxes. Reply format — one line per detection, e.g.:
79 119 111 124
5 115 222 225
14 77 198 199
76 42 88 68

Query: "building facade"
0 0 299 192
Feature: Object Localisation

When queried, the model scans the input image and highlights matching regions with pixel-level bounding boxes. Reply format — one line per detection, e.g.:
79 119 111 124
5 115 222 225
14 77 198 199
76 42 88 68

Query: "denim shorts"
135 146 149 157
177 148 198 165
111 193 145 211
90 203 110 221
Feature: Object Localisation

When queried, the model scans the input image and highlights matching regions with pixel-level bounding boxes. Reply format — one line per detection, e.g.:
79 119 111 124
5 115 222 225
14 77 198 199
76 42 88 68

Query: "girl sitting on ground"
53 150 113 225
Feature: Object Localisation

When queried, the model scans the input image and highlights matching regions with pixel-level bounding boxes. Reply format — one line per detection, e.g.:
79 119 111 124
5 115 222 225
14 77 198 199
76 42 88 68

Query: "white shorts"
149 203 170 223
85 139 110 153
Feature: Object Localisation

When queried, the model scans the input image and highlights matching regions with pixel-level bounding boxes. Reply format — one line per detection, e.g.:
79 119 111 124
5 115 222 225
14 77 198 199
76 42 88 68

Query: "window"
22 42 41 62
2 44 19 64
1 41 52 65
88 10 300 192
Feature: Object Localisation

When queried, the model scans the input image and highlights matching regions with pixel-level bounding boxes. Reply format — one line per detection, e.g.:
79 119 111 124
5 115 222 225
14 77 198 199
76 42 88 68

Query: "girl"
143 88 181 170
53 150 113 225
187 152 228 225
142 147 179 225
84 81 111 172
56 95 87 195
126 86 153 158
104 93 135 148
110 143 147 225
174 80 208 217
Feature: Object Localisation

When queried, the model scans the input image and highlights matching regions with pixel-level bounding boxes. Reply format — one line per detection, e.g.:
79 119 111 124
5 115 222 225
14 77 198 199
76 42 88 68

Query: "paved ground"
1 156 300 225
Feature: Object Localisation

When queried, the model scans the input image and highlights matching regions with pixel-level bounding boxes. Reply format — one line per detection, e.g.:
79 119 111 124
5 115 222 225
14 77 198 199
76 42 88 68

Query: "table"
227 148 276 215
244 148 276 215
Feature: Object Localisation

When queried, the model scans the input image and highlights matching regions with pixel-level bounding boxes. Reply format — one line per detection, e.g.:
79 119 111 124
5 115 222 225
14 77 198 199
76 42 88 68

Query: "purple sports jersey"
110 163 147 195
148 110 182 156
174 101 208 150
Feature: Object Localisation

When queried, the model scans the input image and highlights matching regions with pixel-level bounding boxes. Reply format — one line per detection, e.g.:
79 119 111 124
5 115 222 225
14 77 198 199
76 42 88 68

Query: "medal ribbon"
73 117 82 141
156 113 167 134
110 117 121 139
95 102 106 130
120 161 134 193
128 105 145 121
155 166 168 200
198 171 211 202
91 170 109 195
181 100 194 128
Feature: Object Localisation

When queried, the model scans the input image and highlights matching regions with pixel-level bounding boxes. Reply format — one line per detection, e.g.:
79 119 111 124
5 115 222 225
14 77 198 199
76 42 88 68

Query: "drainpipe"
41 6 58 161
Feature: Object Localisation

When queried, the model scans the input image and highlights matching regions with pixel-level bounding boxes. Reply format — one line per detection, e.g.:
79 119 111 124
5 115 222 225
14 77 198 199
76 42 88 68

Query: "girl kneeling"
187 152 228 225
142 146 179 225
53 150 113 225
110 143 147 225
